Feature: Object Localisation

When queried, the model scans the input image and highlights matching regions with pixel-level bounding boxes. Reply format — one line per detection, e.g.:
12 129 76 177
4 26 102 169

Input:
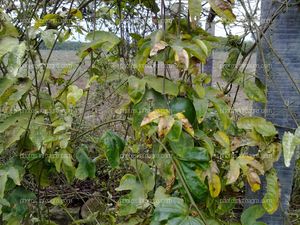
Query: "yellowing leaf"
174 48 189 70
208 0 236 23
193 39 208 57
209 174 221 198
261 143 281 171
226 159 240 185
50 197 64 206
175 113 194 137
141 109 169 126
67 85 83 105
70 9 83 19
158 116 175 138
246 168 261 192
238 155 264 175
262 169 280 214
214 131 230 150
150 41 167 56
282 127 300 167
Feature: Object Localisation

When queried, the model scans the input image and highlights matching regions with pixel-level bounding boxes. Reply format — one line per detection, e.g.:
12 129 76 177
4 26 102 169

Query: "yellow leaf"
141 109 169 126
246 168 261 192
150 41 167 56
158 116 175 138
214 131 230 150
67 85 83 106
209 174 221 198
238 155 264 175
175 113 194 137
174 48 189 70
226 159 240 185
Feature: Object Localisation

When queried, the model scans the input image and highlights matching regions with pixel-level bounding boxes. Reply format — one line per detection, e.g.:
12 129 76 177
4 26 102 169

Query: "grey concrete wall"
246 1 300 224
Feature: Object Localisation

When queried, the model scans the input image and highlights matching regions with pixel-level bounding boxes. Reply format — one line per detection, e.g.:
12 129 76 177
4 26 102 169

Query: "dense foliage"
0 0 299 224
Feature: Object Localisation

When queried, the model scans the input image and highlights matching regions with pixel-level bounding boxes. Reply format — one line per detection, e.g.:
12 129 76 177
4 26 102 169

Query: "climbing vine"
0 0 299 224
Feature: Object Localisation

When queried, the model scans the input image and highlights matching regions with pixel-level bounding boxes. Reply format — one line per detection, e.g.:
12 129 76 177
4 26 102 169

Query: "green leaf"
0 77 32 108
262 169 280 214
128 76 146 104
0 77 15 98
70 9 83 19
193 98 208 124
34 13 62 28
169 131 194 151
116 174 137 191
132 88 168 131
117 191 148 216
116 173 150 216
282 127 300 167
180 161 208 201
171 146 210 166
79 31 120 58
67 85 83 106
194 39 209 57
241 205 266 225
131 160 155 192
5 158 25 186
237 117 277 137
195 130 214 157
221 48 240 82
41 29 57 49
0 112 30 149
135 40 151 73
28 160 52 187
182 41 207 63
0 171 8 198
208 0 236 23
75 145 96 180
0 9 19 37
29 114 49 152
50 197 64 206
188 0 202 25
243 80 267 103
153 186 169 207
7 42 26 77
144 75 179 96
152 197 188 222
6 187 36 220
61 151 76 183
0 37 19 58
168 216 205 225
167 120 182 142
99 131 125 168
210 97 231 130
